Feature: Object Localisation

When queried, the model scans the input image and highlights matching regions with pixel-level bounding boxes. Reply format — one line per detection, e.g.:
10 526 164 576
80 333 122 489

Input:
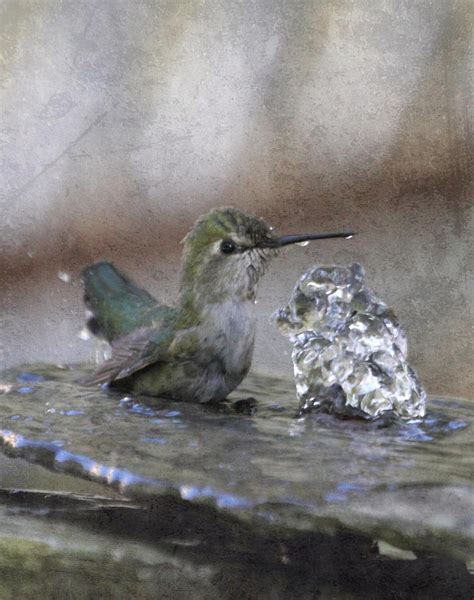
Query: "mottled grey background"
1 0 472 397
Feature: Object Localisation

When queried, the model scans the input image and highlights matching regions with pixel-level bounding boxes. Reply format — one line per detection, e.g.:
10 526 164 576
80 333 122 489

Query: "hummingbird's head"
179 207 354 307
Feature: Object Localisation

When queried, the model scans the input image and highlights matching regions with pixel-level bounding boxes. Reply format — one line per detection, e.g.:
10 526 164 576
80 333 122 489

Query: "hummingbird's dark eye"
220 240 237 254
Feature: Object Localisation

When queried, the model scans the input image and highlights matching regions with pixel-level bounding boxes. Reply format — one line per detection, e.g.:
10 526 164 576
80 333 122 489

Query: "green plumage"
82 262 175 342
80 262 186 394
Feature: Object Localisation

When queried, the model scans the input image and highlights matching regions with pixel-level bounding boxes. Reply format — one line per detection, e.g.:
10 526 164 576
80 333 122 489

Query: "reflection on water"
0 364 473 565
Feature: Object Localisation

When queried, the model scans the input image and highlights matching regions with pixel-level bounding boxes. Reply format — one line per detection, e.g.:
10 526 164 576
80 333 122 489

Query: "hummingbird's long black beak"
257 232 355 248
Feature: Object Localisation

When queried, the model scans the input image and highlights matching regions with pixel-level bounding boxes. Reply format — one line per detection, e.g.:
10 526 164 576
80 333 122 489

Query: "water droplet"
78 327 91 341
129 403 155 417
325 492 347 503
17 372 44 383
96 341 112 363
163 410 181 418
446 419 467 431
296 241 309 247
57 271 72 283
142 436 168 444
17 386 35 394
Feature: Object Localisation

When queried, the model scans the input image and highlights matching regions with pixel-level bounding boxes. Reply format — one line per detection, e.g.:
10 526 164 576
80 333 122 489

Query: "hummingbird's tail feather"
81 262 159 342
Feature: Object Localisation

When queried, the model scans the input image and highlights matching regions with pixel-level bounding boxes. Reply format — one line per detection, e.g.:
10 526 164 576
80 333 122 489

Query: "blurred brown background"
1 0 472 397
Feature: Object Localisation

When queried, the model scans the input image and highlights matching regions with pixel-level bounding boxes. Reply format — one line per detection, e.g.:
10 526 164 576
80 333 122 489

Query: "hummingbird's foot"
232 397 257 416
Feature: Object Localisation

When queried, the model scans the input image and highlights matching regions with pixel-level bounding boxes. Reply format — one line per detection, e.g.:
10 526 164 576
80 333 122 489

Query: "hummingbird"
79 207 353 403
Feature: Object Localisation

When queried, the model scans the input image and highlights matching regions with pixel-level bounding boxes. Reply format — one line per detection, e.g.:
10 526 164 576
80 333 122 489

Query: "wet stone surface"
0 364 472 569
0 487 473 600
1 491 472 600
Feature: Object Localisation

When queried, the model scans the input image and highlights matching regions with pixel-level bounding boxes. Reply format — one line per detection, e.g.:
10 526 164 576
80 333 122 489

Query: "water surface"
0 364 472 561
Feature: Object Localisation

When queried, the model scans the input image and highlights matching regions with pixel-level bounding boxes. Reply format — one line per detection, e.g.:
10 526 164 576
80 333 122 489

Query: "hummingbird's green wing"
82 262 174 342
79 326 176 386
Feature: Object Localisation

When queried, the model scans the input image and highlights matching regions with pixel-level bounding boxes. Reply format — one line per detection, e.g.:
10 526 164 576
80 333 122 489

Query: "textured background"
1 0 472 397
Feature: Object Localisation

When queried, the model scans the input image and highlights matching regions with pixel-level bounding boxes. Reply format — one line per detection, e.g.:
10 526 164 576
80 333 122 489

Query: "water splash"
77 327 92 341
274 263 426 419
57 271 72 283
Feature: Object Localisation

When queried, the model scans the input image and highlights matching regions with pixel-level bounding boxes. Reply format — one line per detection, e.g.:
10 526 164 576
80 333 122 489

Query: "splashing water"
274 263 426 419
57 271 72 283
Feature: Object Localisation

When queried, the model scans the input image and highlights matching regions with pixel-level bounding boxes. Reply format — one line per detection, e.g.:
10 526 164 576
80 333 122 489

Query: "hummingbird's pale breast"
199 298 256 384
125 300 256 402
